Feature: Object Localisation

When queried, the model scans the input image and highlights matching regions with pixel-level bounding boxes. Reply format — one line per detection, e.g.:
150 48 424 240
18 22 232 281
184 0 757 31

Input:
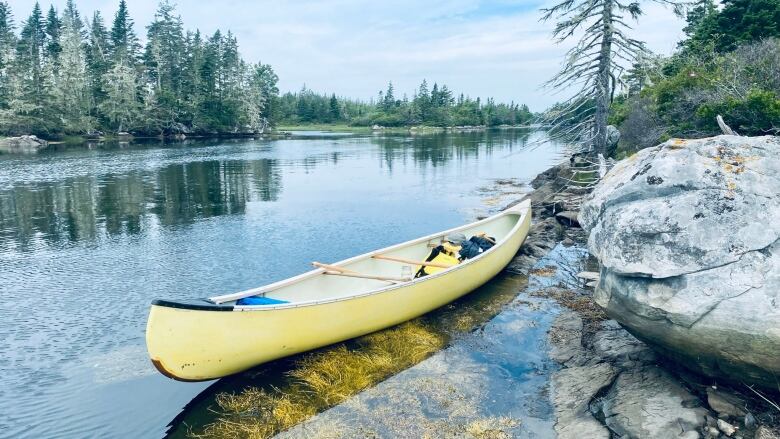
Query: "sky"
8 0 686 111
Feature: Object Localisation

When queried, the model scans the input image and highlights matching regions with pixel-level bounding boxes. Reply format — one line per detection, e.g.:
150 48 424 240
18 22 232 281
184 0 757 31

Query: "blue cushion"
236 296 289 306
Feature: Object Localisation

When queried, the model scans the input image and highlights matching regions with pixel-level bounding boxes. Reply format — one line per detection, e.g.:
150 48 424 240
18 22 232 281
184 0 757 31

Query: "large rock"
595 366 708 438
580 135 780 389
0 135 48 153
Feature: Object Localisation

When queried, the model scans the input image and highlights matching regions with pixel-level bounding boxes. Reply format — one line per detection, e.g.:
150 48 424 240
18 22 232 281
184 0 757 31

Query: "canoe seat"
236 296 289 306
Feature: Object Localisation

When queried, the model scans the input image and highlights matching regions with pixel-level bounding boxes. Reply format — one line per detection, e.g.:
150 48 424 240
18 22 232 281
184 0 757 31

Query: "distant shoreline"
3 124 545 151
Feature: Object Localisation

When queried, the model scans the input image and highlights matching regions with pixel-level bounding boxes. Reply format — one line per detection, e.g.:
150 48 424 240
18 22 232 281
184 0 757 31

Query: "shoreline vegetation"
0 0 536 146
0 124 542 153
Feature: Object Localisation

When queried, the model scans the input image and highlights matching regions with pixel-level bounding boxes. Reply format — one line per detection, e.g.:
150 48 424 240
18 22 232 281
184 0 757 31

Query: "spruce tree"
196 30 221 130
0 2 15 109
542 0 684 155
329 94 340 121
100 62 140 132
383 81 394 110
715 0 780 51
240 62 265 132
63 0 85 40
44 5 61 63
14 2 49 132
253 63 279 122
109 0 140 65
56 6 91 133
144 0 185 132
86 11 110 121
181 30 203 126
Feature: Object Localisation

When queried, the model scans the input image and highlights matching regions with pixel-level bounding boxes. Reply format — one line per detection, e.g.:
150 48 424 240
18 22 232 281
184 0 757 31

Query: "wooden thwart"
312 261 409 283
312 261 359 274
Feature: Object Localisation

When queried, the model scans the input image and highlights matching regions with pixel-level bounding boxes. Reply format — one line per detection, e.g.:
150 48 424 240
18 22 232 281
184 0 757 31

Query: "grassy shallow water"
168 274 528 438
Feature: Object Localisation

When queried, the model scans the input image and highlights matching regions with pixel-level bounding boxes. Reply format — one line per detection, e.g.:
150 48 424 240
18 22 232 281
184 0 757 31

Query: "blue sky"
8 0 686 110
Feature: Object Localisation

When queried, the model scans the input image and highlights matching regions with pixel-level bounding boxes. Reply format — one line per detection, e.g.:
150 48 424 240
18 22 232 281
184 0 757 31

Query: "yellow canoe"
146 199 531 381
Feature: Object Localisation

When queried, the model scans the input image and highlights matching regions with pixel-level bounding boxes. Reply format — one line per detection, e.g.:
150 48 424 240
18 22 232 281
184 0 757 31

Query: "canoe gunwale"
155 200 531 313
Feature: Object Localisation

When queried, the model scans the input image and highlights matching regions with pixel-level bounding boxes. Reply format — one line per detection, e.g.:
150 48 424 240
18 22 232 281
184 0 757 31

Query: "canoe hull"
146 204 531 381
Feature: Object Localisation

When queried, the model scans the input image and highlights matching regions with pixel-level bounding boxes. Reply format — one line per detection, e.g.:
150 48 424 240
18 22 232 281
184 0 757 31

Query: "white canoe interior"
210 200 530 308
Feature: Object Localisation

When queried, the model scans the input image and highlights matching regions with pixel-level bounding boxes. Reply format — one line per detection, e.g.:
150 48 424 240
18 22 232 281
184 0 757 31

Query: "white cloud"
8 0 685 110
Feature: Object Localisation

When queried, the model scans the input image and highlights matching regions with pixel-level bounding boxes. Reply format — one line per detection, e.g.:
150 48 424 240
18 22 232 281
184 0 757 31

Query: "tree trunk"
594 0 614 156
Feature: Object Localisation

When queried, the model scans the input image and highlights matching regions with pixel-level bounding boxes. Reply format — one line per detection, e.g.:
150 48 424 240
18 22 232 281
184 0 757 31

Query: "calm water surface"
0 130 561 438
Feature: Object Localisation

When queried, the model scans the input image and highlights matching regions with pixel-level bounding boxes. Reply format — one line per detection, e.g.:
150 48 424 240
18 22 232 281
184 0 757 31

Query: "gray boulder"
606 125 621 156
580 135 780 389
0 135 48 153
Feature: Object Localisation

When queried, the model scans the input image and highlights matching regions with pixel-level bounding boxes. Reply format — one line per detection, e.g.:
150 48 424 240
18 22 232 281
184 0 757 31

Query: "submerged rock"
580 135 780 389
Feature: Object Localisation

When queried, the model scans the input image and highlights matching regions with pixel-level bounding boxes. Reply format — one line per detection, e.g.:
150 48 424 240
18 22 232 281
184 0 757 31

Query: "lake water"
0 130 562 438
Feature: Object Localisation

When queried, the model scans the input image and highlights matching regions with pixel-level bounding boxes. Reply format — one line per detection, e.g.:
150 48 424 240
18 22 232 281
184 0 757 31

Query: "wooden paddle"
371 254 455 269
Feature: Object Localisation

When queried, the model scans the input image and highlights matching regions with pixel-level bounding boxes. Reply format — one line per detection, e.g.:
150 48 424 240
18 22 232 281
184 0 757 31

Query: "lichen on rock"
580 134 780 389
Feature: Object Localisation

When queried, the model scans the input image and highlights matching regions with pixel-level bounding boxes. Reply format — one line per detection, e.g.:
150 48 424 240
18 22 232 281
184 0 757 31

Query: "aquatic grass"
192 321 447 438
191 276 525 438
465 416 521 439
531 287 606 337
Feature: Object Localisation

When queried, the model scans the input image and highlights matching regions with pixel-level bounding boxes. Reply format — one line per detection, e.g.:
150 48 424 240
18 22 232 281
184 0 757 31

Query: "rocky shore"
270 148 780 438
549 136 780 439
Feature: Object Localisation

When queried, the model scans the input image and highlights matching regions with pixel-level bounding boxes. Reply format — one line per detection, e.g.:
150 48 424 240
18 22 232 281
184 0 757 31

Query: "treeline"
0 0 278 137
609 0 780 152
275 81 534 128
0 0 537 138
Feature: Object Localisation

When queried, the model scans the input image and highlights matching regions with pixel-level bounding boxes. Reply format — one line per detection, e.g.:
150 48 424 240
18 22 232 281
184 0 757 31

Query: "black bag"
459 239 482 260
469 235 495 251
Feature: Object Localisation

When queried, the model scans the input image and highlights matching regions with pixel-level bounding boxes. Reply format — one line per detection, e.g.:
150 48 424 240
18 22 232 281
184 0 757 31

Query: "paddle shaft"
371 254 455 269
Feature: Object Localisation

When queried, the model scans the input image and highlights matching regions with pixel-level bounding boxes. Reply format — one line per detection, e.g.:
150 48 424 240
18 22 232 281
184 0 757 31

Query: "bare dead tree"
542 0 686 155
